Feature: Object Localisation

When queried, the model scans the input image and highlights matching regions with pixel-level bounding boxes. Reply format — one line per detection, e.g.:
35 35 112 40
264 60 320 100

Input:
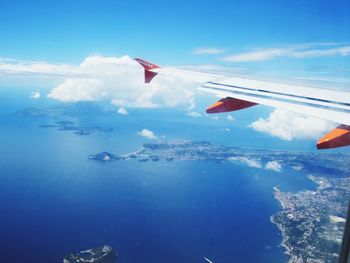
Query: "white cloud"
193 47 225 55
228 156 282 172
228 157 262 168
30 91 41 99
292 165 303 171
223 48 286 62
48 78 103 102
0 58 82 77
250 109 335 141
222 43 350 62
265 161 282 172
0 55 197 109
137 129 157 140
227 115 234 122
117 107 128 115
187 111 202 117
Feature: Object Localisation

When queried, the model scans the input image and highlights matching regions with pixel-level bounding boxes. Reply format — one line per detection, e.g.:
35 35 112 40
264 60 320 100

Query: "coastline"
270 179 314 263
270 197 293 262
270 173 349 263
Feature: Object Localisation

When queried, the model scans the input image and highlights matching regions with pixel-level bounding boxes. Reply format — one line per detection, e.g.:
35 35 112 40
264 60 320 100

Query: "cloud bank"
51 56 196 109
250 109 335 141
0 55 197 110
0 57 81 77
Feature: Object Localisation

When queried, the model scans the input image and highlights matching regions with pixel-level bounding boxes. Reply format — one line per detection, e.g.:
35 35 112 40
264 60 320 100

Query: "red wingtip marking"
135 58 160 83
135 58 160 70
317 125 350 149
145 70 158 83
206 97 257 114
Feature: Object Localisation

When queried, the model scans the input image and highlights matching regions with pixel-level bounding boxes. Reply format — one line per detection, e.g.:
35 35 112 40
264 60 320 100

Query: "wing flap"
200 85 350 125
206 97 257 113
317 125 350 149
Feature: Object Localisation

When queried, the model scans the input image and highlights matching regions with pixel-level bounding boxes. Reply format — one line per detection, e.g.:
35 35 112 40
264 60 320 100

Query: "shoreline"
270 181 312 263
270 202 293 261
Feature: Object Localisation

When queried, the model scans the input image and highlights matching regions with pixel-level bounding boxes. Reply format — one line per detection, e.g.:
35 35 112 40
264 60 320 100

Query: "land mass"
272 175 349 262
90 140 350 262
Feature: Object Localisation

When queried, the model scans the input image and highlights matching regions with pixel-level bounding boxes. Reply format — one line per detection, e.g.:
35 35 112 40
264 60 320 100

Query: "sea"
0 88 317 263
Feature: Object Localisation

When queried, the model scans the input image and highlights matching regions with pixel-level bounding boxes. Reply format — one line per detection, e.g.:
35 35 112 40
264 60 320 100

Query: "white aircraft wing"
135 58 350 149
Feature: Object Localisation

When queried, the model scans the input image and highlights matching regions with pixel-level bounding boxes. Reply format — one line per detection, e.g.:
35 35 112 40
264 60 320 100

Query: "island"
63 245 117 263
39 120 113 136
14 103 114 136
89 152 121 161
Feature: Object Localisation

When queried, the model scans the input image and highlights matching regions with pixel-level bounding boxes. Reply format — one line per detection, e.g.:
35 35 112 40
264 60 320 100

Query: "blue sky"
0 0 349 64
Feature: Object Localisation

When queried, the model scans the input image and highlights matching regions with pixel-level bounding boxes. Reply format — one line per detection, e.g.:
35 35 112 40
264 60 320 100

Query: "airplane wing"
135 58 350 150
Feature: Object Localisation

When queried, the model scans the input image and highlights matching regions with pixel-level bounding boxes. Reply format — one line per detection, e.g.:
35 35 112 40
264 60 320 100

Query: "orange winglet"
135 58 160 83
206 97 257 114
317 125 350 149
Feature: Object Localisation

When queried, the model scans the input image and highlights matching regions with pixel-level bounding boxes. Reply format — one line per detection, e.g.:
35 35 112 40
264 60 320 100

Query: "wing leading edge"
135 58 350 149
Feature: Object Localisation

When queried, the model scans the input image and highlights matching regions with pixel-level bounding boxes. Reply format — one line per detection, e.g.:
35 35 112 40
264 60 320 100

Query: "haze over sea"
0 89 321 263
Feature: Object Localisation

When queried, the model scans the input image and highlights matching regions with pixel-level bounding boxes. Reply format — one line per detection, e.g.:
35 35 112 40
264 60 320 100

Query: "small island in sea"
39 120 113 136
89 152 121 161
14 104 114 136
63 245 117 263
90 140 350 262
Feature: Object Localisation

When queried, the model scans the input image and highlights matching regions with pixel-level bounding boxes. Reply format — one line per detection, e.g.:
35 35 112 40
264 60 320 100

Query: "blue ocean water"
0 91 317 263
